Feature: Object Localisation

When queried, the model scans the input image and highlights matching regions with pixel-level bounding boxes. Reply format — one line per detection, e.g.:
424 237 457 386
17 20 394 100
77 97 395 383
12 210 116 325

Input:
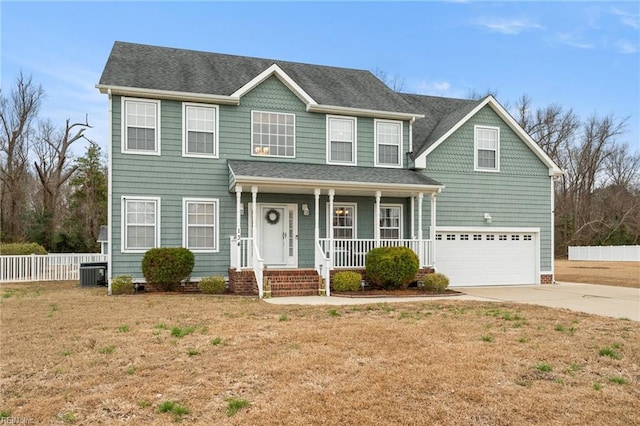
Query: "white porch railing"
0 253 108 283
230 236 264 298
251 238 265 298
315 241 331 296
318 238 433 268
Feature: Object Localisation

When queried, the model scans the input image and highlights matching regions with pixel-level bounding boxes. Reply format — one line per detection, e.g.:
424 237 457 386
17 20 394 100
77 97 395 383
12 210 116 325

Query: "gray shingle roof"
99 41 419 114
400 93 482 159
228 160 442 188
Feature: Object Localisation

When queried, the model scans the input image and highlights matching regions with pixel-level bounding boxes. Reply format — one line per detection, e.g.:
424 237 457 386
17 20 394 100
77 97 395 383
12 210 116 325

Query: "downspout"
107 89 113 296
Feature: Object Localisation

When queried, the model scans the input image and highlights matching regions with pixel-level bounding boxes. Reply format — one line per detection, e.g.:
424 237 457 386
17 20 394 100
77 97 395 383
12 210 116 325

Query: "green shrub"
332 271 362 292
141 248 194 291
0 242 48 255
198 276 226 294
422 273 450 293
111 275 135 295
365 246 419 289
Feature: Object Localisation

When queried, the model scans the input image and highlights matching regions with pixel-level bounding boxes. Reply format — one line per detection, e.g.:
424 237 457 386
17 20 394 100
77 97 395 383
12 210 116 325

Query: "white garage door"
435 228 538 286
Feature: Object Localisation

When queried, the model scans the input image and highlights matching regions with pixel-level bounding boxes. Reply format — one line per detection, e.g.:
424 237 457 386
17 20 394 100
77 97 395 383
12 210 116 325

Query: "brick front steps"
265 269 321 297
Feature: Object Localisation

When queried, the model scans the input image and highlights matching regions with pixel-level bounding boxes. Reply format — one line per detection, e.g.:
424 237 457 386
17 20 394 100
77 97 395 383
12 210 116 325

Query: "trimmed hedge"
422 272 450 293
198 276 226 294
141 248 194 291
332 271 362 292
0 243 48 255
365 246 419 290
111 275 135 295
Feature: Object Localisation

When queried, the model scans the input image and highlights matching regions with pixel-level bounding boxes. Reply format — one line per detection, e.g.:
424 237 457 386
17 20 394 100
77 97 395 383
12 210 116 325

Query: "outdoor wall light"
301 204 310 216
484 213 492 224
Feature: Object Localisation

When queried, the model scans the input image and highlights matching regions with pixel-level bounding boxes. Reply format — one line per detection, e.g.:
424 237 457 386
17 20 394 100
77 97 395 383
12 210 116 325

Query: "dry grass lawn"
1 281 639 425
555 259 640 288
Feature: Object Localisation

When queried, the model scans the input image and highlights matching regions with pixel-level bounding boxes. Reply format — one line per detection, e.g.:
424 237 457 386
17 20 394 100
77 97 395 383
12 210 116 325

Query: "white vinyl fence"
568 245 640 262
0 254 108 283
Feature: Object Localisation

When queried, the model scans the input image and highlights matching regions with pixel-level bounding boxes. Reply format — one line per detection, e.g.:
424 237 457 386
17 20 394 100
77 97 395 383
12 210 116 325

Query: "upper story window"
251 111 295 158
183 198 218 252
474 125 500 172
375 119 402 168
380 205 402 239
122 197 160 252
328 204 356 239
327 116 356 165
122 98 160 155
183 103 218 158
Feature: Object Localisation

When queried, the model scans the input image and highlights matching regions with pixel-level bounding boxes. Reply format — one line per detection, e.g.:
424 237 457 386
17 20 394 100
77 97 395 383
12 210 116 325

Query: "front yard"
1 280 638 424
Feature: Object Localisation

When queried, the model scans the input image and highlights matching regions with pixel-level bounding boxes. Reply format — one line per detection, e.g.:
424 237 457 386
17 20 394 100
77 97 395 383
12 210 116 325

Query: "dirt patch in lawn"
1 281 639 425
555 259 640 288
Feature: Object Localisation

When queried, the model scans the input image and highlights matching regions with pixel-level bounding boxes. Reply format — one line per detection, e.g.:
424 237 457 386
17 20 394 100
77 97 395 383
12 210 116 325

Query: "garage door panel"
435 230 537 286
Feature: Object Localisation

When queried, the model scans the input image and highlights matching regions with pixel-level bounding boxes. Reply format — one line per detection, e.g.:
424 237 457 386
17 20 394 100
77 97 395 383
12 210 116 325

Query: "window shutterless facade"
251 110 295 157
328 204 356 239
122 98 160 155
375 119 403 167
183 198 218 252
474 125 500 171
327 115 356 165
121 197 160 252
380 205 402 239
183 103 218 158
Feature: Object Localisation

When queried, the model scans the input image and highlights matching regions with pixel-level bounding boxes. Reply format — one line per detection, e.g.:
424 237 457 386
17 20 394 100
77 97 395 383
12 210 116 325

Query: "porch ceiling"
228 160 444 197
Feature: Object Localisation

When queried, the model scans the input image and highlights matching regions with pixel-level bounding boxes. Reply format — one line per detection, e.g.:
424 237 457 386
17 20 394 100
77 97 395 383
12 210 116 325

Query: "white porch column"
235 185 243 239
410 196 416 239
251 186 258 241
328 189 335 267
430 192 437 268
417 192 424 241
314 188 321 244
374 190 381 246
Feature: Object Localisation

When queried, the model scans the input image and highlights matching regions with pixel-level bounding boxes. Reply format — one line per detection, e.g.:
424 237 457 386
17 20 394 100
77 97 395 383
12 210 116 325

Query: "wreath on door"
265 208 280 225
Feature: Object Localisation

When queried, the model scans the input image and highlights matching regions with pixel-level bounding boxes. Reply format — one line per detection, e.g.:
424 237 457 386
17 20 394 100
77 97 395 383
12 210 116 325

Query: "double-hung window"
375 119 402 167
183 198 218 252
183 103 218 157
251 111 295 157
329 204 356 239
122 197 160 252
327 116 356 165
475 125 500 171
379 205 402 239
123 98 160 154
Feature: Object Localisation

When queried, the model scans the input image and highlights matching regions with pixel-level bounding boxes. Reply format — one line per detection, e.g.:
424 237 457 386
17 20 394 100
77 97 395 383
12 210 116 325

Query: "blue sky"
2 1 638 157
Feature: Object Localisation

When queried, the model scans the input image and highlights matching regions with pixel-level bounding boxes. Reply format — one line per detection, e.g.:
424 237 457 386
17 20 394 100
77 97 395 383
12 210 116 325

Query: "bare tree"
32 116 92 248
373 68 406 92
0 73 44 242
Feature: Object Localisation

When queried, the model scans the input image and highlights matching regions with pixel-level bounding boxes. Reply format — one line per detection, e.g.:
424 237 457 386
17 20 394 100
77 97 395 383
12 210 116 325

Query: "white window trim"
474 125 500 172
250 110 296 158
374 119 403 168
121 97 161 156
326 115 357 166
182 198 219 253
326 202 357 239
121 196 161 253
380 204 403 239
182 103 219 159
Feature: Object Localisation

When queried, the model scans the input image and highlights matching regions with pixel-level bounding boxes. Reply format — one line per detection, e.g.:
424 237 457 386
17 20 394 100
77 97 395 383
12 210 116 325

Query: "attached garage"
435 227 539 287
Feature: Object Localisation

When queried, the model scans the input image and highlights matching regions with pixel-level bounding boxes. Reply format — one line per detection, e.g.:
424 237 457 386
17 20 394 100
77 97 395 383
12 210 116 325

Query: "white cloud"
556 32 595 49
413 80 463 98
611 7 640 29
474 17 544 35
616 39 638 54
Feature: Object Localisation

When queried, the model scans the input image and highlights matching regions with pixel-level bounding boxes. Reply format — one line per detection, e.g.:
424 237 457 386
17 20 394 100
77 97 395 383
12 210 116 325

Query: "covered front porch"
227 160 443 298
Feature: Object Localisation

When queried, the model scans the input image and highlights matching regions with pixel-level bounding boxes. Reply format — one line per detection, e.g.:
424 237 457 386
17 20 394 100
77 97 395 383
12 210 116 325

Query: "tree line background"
1 73 638 255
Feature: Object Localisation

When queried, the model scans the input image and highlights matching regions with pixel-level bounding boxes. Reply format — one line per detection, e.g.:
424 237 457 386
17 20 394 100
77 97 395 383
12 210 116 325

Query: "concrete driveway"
265 283 640 321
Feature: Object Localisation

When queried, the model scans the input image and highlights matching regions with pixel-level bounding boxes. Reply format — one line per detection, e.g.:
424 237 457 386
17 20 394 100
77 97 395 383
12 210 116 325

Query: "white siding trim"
231 63 317 106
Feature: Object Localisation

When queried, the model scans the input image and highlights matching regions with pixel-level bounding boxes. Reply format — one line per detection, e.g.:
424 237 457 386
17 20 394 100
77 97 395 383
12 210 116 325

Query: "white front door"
258 204 298 267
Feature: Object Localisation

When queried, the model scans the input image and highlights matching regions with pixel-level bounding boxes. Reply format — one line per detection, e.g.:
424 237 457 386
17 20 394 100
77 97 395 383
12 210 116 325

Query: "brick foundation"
540 274 554 284
228 268 258 296
134 281 201 293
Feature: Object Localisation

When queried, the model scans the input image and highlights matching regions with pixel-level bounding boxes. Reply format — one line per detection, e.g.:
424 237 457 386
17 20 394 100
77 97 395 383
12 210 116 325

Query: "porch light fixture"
335 208 349 215
301 204 309 216
484 213 492 224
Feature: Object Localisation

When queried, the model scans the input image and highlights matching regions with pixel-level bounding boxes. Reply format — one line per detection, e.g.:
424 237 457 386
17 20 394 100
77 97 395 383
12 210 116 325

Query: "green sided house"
96 41 563 297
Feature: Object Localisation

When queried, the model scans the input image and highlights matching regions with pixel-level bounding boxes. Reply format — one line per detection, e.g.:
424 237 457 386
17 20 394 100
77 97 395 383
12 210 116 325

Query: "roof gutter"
307 104 424 121
95 84 240 105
